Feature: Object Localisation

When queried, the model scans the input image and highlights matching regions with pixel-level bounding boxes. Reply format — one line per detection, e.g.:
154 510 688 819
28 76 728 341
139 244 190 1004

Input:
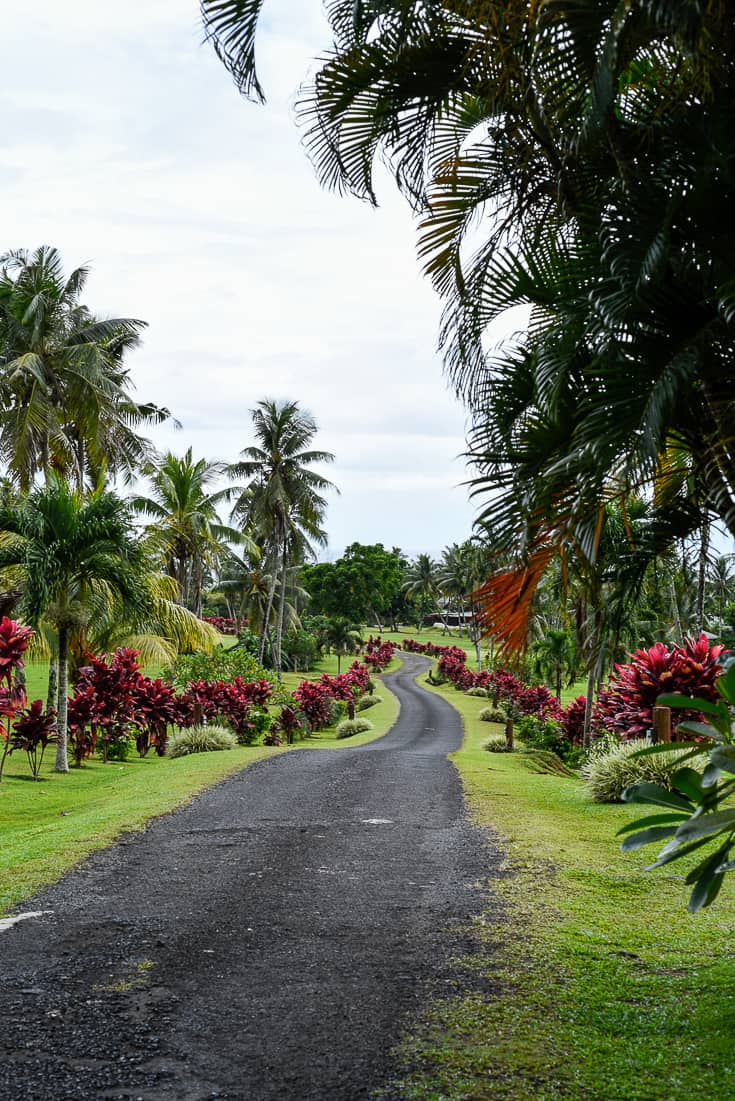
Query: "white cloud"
0 1 483 556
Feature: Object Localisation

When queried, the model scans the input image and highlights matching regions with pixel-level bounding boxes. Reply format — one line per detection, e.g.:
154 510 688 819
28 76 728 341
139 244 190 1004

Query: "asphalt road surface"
0 653 496 1100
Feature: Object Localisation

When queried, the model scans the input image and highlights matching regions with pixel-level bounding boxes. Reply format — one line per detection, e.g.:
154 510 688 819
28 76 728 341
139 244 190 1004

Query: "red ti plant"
318 672 361 719
293 680 334 730
9 700 57 780
0 617 35 782
67 685 99 766
268 704 306 745
592 634 724 739
183 679 226 723
561 695 587 746
75 648 144 762
132 677 178 757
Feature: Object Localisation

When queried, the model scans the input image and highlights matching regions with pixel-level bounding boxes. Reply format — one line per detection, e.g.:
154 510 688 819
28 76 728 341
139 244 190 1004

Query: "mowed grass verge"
383 678 735 1101
0 664 401 916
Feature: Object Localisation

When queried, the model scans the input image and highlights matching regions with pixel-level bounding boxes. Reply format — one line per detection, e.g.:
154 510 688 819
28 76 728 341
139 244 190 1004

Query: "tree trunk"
193 557 203 618
274 538 289 681
54 624 70 773
258 548 279 666
46 659 58 713
176 552 188 608
696 516 710 634
582 609 603 750
670 579 684 643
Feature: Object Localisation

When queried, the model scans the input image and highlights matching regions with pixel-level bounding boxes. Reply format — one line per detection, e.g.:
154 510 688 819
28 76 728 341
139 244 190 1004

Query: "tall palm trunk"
176 552 189 608
274 538 289 681
258 546 279 666
696 516 710 634
54 623 70 773
47 658 58 713
670 579 684 643
583 608 603 750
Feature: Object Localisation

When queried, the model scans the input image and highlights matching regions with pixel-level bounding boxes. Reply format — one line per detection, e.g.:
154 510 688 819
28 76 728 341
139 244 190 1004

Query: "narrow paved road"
0 654 497 1101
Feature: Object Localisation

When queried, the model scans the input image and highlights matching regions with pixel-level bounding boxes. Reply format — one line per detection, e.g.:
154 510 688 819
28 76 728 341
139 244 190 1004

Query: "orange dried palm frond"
473 544 556 658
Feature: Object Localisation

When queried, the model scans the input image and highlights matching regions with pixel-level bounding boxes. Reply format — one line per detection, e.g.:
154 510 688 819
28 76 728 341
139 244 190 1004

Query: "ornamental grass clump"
165 725 237 758
357 694 382 711
581 737 708 803
483 735 513 753
466 686 490 698
335 717 373 740
479 706 508 723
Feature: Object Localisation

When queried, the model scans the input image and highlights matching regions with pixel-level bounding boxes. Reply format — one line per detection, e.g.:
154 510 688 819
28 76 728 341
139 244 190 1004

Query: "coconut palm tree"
0 247 170 491
402 553 444 631
227 399 336 677
132 448 250 616
0 477 148 771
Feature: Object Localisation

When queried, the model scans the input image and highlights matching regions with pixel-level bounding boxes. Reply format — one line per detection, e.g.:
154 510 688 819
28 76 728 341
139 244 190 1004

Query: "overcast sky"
0 1 486 560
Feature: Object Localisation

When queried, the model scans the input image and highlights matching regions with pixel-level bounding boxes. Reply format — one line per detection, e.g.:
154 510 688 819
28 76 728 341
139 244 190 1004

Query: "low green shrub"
483 735 513 753
581 736 708 803
165 725 237 758
517 713 583 768
334 717 374 740
325 697 347 726
479 706 508 723
169 647 269 691
357 694 383 711
466 686 490 698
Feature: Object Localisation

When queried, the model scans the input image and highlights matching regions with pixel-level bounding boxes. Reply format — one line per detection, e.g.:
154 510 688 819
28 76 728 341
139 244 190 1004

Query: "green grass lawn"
383 678 735 1101
0 664 400 916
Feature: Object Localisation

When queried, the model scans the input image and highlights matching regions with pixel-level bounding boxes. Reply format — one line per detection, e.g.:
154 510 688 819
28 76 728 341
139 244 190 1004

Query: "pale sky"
0 1 483 560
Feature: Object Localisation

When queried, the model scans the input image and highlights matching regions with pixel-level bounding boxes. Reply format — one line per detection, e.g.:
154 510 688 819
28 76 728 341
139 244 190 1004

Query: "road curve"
0 653 497 1101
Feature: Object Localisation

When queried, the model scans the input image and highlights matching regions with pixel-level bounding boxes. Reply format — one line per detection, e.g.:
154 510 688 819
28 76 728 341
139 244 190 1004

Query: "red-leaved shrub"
592 634 725 739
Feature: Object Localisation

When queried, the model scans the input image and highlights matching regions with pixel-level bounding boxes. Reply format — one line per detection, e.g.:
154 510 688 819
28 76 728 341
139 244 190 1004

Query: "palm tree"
531 629 577 703
0 477 148 771
707 555 735 632
132 448 249 616
227 399 336 677
402 554 444 631
81 570 219 673
323 616 362 674
0 247 170 490
202 2 735 626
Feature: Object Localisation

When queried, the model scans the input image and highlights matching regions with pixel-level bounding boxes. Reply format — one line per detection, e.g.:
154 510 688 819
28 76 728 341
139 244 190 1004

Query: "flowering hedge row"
65 647 278 762
201 615 244 635
293 660 372 731
400 638 463 658
363 636 396 671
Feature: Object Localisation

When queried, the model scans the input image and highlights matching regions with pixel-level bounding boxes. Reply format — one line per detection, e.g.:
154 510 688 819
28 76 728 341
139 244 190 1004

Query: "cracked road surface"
0 653 496 1100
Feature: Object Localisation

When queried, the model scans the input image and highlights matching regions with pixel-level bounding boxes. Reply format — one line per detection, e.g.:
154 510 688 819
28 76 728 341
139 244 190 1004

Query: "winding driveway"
0 654 496 1101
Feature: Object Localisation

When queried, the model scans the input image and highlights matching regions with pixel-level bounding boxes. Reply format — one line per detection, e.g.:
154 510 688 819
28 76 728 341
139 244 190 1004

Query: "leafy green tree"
0 246 170 490
0 477 147 771
302 543 405 629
